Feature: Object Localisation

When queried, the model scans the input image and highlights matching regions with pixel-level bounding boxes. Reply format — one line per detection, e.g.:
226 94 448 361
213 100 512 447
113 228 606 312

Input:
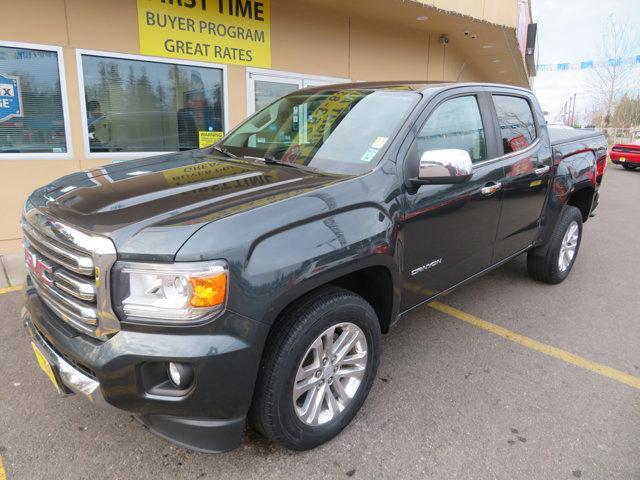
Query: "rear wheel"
250 287 380 450
527 206 583 284
622 164 637 170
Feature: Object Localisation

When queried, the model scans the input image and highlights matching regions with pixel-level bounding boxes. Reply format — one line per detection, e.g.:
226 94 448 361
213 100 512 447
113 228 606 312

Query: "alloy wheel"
292 322 368 426
558 220 579 272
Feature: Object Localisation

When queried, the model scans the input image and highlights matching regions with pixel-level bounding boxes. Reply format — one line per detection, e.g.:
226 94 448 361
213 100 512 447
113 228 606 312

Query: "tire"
622 164 637 170
250 286 381 451
527 206 583 284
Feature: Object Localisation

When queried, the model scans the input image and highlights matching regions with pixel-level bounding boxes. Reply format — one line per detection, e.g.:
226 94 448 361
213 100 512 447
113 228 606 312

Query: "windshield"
221 89 420 175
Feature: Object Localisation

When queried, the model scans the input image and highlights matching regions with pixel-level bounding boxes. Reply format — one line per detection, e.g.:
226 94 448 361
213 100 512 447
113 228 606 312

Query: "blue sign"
0 73 22 123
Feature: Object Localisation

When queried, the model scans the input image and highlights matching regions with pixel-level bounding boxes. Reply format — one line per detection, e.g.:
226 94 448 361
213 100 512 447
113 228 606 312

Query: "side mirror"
413 149 473 185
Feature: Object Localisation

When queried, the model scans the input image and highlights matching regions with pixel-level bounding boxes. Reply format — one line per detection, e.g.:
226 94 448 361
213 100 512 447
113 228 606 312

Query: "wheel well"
329 266 394 333
270 266 395 337
567 186 594 222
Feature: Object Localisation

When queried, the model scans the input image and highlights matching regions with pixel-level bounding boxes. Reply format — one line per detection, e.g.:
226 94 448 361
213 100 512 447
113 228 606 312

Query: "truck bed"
548 127 605 146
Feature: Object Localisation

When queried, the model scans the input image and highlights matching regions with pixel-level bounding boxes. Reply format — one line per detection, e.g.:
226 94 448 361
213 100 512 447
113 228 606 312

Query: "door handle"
534 165 550 176
480 182 502 196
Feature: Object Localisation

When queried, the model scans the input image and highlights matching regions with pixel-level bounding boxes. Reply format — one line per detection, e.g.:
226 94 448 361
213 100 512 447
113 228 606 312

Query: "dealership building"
0 0 535 258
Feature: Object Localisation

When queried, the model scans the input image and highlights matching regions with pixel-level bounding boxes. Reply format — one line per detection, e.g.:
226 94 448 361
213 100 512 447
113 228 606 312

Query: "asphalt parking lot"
1 165 639 479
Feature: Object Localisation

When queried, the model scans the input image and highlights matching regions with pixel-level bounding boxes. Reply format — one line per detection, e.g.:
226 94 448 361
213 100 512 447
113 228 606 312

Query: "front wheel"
250 287 380 450
527 206 583 284
622 164 637 170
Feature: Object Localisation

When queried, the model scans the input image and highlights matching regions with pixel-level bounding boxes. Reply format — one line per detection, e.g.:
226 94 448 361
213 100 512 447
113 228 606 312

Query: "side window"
493 95 536 154
417 96 486 163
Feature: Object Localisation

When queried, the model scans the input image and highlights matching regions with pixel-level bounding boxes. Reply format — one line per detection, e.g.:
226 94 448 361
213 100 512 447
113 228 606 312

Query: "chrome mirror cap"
416 149 473 185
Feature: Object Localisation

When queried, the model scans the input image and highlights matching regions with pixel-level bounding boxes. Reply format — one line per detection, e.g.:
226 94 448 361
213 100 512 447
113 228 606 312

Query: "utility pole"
570 93 577 126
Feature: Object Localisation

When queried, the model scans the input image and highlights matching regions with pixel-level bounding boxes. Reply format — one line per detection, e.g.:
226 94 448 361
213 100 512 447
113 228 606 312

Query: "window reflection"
493 95 536 154
417 96 486 163
81 55 224 153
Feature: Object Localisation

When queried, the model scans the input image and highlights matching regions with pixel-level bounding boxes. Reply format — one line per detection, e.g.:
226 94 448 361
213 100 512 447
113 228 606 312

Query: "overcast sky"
531 0 640 123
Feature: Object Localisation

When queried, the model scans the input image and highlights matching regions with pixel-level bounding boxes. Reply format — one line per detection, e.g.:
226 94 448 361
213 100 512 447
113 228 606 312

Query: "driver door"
400 90 504 310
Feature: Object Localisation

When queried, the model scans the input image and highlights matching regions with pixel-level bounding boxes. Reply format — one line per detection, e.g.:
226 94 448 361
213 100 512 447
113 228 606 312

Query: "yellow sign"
137 0 271 67
198 130 224 147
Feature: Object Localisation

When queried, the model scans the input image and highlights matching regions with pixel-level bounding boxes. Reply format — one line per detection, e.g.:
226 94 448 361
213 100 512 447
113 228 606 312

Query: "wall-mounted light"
416 16 429 21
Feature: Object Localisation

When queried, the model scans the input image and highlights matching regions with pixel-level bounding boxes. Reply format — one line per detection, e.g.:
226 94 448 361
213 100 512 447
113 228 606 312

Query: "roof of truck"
302 81 533 94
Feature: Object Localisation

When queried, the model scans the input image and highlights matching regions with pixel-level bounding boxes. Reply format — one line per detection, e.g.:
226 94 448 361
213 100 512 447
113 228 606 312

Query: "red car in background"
610 141 640 170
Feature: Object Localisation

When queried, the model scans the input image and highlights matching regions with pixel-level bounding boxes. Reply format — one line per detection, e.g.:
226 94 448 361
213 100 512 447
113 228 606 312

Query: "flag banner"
537 55 640 72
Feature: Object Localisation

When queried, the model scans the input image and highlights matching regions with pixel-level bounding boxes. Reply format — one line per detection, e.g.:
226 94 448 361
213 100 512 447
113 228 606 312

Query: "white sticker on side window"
360 148 379 162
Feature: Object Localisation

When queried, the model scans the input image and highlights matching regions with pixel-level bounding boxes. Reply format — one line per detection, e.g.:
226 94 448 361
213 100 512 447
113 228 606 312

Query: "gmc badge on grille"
25 249 54 286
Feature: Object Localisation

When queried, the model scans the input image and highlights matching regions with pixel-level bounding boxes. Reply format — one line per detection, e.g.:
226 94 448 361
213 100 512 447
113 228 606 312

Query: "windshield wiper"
245 154 322 173
211 145 238 158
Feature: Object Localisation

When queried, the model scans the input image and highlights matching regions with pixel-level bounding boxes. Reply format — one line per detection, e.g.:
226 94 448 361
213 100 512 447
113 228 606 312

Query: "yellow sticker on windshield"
372 136 388 149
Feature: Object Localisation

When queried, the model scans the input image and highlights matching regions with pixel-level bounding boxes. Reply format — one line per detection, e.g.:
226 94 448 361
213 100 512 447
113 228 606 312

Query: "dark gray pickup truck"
21 82 606 452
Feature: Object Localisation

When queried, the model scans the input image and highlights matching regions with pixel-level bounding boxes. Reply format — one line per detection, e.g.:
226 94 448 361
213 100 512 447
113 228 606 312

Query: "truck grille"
22 209 120 340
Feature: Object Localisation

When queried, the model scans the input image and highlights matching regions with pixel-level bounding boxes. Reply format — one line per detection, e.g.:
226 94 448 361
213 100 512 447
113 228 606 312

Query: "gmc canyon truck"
21 82 606 452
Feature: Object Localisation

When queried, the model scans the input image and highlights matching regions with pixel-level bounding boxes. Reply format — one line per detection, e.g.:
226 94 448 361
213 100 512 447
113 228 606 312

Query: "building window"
493 95 537 154
80 53 225 154
0 44 69 156
247 69 349 115
254 79 301 112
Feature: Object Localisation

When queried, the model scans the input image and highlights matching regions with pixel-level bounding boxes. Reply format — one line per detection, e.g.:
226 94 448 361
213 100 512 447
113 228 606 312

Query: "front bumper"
22 282 268 453
24 309 109 406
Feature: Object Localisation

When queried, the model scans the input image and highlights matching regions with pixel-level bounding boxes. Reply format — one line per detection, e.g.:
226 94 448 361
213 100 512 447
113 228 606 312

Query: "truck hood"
27 150 344 260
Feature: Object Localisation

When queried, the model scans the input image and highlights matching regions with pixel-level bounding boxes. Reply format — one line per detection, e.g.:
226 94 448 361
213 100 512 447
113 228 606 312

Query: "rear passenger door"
489 91 553 261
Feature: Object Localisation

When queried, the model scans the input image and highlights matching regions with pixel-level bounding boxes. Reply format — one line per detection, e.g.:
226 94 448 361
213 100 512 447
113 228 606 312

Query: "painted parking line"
0 452 6 480
429 300 640 390
0 285 22 295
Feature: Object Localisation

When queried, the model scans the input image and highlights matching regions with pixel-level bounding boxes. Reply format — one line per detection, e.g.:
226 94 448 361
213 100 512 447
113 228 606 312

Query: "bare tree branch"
586 15 638 127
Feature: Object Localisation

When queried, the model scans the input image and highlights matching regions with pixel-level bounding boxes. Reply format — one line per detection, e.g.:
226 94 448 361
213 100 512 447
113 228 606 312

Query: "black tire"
527 206 583 284
622 164 637 170
250 286 381 451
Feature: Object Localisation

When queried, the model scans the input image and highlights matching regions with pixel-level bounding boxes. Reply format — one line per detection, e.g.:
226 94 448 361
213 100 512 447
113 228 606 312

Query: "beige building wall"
0 0 514 254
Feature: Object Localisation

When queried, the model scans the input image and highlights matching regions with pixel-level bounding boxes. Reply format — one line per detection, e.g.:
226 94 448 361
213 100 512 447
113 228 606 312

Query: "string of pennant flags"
536 55 640 72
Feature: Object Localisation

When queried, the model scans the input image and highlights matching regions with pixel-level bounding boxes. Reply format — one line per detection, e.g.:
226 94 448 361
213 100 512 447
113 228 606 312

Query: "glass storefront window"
247 71 349 115
0 45 68 155
80 54 225 153
254 80 300 112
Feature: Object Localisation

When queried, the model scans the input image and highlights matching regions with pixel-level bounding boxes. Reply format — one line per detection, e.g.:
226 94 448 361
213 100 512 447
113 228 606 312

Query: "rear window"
493 95 536 154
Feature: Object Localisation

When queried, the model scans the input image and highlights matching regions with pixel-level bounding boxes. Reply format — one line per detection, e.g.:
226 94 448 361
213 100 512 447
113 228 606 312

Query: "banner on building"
537 55 640 72
0 72 22 123
137 0 271 67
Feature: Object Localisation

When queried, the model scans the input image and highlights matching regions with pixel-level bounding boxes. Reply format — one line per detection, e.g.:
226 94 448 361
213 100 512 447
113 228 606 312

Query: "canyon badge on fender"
411 258 443 276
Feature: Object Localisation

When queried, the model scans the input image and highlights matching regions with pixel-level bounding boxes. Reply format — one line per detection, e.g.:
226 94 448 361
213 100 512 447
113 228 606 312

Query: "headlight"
112 260 228 324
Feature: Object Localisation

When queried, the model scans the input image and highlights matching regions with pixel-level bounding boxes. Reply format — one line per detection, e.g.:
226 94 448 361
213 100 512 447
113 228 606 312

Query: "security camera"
463 30 470 37
439 35 450 45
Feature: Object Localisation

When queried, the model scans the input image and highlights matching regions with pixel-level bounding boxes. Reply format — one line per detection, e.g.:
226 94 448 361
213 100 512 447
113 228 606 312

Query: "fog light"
167 362 193 389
